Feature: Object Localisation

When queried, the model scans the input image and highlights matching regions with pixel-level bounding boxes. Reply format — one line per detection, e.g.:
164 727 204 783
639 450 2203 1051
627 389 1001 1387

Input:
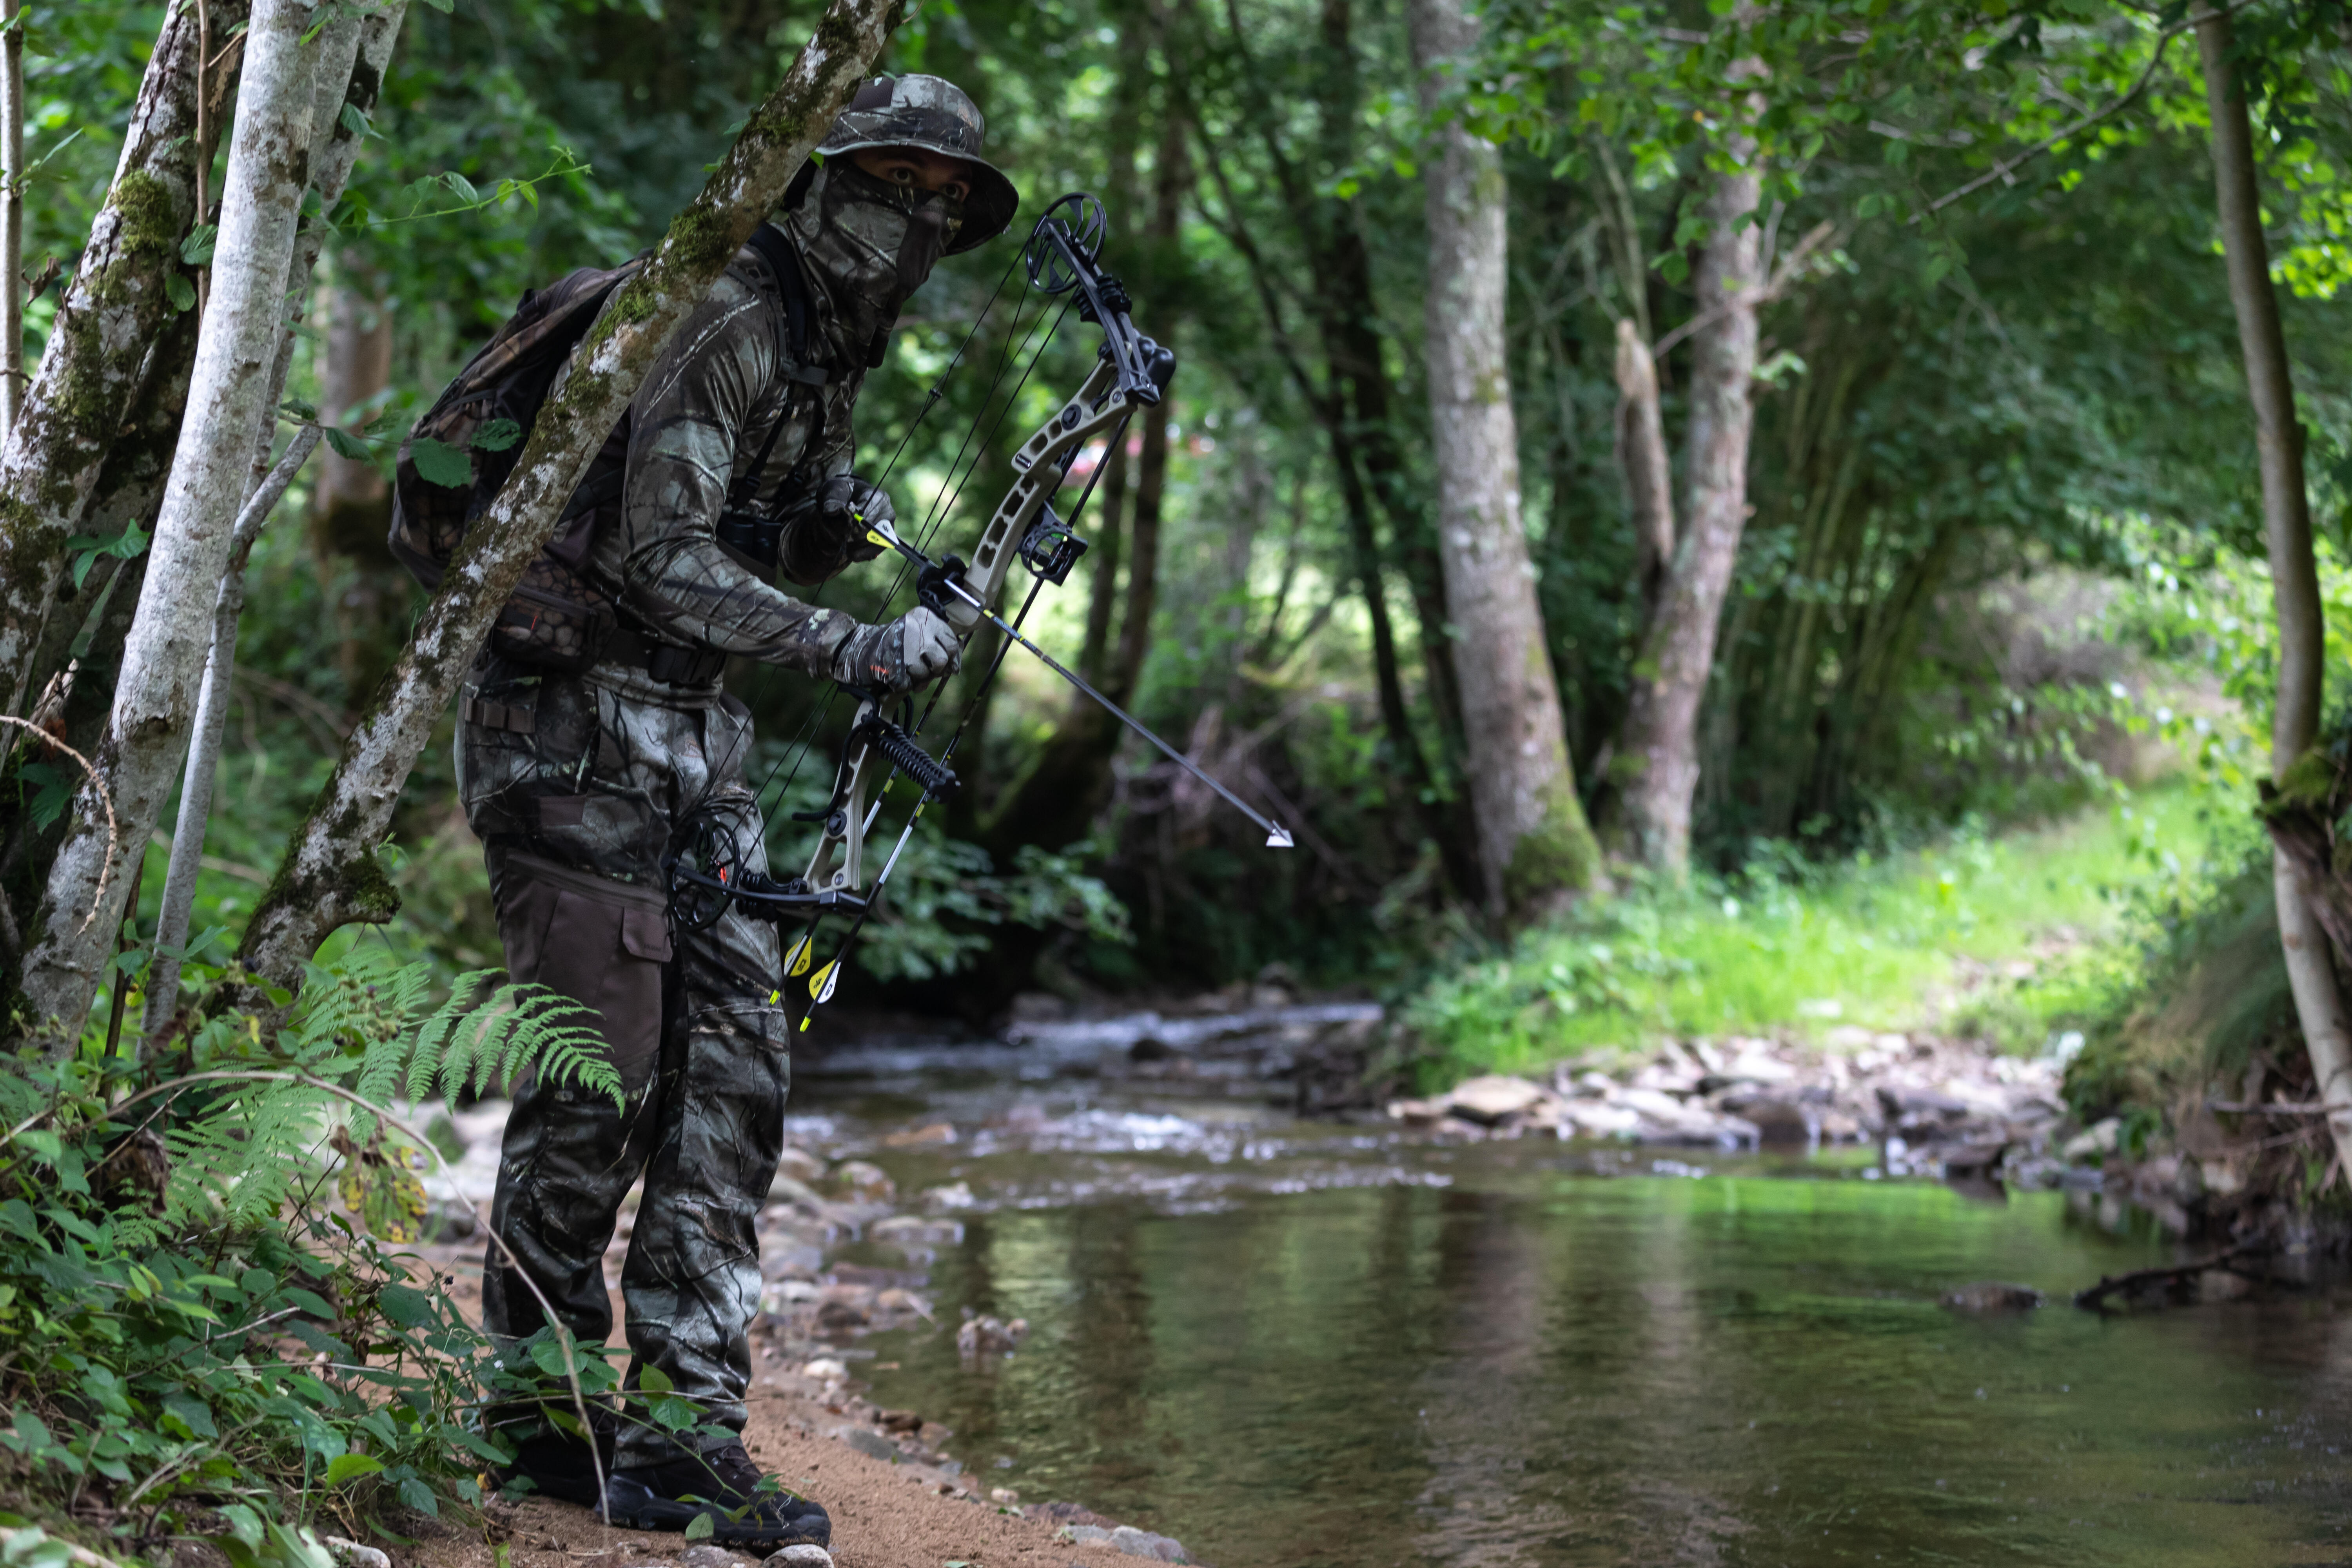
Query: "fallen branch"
2073 1243 2274 1311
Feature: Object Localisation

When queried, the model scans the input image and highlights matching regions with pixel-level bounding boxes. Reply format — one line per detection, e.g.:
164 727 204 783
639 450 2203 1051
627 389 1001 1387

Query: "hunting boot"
490 1401 617 1508
602 1442 832 1546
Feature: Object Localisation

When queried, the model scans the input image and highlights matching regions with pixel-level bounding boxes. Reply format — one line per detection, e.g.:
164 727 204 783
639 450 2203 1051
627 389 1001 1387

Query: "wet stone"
1942 1282 2044 1312
835 1424 897 1461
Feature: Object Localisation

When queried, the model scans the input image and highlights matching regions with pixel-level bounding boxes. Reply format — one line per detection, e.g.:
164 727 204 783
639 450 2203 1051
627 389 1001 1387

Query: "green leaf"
339 102 370 137
180 225 217 266
324 1454 385 1486
220 1503 267 1548
18 763 68 833
323 425 374 462
636 1364 674 1395
681 1515 714 1543
470 417 523 452
527 1337 573 1380
165 272 195 314
418 0 453 11
409 436 473 488
444 171 481 206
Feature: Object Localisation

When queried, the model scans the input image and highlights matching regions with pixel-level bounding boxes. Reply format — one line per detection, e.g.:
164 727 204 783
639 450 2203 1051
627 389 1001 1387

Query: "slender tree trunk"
230 0 904 990
1613 318 1674 622
1076 439 1128 686
1608 144 1764 874
144 428 318 1044
312 254 404 698
17 0 326 1047
1 0 22 441
0 0 248 716
1408 0 1597 918
2197 8 2352 1183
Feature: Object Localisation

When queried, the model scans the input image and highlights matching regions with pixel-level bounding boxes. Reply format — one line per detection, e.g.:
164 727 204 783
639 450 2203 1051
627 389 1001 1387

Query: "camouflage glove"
777 474 894 585
830 605 961 693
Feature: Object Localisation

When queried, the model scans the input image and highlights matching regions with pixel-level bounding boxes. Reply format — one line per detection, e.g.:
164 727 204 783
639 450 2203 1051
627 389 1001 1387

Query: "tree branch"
231 0 906 989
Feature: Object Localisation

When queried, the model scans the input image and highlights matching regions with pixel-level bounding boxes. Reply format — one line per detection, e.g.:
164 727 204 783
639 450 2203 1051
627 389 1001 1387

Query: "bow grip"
917 552 981 632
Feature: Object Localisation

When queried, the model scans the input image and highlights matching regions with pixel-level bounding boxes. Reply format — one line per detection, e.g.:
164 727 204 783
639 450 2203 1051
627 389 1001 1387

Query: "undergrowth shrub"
0 950 621 1568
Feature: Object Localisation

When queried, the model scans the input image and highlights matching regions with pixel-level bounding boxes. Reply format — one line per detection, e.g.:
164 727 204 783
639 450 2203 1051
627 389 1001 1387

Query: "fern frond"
404 969 501 1105
388 977 624 1117
156 1082 332 1231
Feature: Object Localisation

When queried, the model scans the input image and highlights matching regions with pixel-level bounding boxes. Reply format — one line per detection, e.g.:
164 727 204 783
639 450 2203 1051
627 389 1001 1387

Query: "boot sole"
601 1480 829 1547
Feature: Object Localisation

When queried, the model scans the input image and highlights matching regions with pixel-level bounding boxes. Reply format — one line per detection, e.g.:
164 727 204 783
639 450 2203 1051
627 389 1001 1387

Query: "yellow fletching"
785 936 812 977
808 960 836 999
866 528 891 551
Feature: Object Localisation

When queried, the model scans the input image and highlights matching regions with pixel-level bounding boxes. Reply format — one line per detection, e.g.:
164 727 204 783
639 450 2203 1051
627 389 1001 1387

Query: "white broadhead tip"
1267 826 1294 849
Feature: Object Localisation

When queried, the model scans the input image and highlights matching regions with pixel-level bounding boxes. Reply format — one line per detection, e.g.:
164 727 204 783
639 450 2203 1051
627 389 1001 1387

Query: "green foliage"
1405 787 2219 1086
0 935 646 1563
120 948 620 1249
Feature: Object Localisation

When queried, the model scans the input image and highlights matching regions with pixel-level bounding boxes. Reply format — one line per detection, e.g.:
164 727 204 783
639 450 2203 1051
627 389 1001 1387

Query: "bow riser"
949 354 1146 638
800 697 880 893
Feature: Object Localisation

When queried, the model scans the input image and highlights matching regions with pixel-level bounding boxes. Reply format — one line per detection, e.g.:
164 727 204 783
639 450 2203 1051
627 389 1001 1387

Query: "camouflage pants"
457 651 789 1467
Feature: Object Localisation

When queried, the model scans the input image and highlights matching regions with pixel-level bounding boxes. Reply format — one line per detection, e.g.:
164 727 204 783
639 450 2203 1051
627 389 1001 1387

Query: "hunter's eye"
889 165 915 184
944 181 969 202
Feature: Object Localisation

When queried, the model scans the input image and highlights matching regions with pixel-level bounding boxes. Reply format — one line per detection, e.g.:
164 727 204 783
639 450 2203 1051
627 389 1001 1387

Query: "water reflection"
855 1146 2351 1566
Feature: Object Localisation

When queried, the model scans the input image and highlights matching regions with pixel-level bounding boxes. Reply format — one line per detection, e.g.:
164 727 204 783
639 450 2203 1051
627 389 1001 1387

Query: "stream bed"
785 1039 2352 1568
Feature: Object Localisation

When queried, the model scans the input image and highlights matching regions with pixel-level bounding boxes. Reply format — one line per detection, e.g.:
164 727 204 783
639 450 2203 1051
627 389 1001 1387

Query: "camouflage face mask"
785 160 963 365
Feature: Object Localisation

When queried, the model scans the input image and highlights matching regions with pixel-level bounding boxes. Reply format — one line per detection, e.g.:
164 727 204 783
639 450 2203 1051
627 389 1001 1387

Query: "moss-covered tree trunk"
231 0 906 990
0 0 248 717
1408 0 1597 920
18 0 329 1048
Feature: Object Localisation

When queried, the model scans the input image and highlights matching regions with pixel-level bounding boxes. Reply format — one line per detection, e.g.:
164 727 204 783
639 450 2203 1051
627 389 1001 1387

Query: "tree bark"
312 255 400 697
1608 146 1765 874
1408 0 1597 918
2197 7 2352 1184
1613 318 1675 623
0 0 248 717
230 0 905 990
144 427 319 1045
17 0 326 1047
1 0 22 441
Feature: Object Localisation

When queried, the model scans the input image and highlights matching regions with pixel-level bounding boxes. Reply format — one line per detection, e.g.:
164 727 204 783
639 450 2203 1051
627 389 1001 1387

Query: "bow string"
664 192 1292 1034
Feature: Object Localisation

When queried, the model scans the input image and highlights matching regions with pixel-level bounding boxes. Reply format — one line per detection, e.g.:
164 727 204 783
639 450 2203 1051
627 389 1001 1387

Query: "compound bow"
664 193 1292 1029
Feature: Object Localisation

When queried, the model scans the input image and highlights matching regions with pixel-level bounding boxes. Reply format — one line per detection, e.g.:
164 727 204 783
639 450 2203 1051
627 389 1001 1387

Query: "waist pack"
387 224 819 674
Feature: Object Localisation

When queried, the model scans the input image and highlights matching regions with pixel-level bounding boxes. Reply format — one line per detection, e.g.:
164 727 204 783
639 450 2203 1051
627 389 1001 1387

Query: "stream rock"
1385 1030 2078 1165
1056 1524 1193 1563
1942 1282 2045 1312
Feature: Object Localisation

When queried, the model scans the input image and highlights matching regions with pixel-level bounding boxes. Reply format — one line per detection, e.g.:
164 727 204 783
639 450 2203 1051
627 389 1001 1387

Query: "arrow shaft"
949 584 1289 846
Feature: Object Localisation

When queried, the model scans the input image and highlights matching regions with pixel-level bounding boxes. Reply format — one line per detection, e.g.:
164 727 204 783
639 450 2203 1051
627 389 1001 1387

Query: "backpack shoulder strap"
724 225 831 513
744 223 824 387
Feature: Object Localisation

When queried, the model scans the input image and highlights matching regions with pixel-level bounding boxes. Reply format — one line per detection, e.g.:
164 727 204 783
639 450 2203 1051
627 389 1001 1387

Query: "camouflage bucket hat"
820 74 1018 253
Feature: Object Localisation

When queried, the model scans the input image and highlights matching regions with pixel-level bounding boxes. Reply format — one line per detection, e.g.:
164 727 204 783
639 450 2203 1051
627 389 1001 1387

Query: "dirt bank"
408 1420 1154 1568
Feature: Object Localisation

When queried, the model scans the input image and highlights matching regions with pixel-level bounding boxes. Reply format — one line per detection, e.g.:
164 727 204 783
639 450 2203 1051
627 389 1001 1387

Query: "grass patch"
1403 787 2221 1086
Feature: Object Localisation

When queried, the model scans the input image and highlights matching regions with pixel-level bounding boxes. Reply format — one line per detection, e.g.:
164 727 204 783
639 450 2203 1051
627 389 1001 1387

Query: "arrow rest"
664 803 865 933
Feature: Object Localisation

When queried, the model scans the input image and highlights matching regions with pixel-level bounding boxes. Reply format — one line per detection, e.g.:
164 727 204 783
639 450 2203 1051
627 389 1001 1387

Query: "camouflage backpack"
387 225 813 673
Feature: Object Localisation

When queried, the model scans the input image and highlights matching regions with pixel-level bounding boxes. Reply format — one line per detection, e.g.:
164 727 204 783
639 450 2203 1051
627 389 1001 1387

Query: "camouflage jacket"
581 227 868 677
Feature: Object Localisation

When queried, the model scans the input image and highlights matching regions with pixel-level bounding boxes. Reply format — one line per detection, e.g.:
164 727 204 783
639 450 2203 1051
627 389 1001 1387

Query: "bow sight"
671 191 1285 1025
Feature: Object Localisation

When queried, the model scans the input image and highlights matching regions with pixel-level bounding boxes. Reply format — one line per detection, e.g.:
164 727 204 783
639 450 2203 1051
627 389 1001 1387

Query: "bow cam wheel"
665 814 740 934
1027 192 1109 294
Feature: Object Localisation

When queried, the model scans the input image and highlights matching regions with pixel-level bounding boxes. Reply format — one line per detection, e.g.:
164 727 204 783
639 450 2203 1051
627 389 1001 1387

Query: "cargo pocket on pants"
495 852 673 1093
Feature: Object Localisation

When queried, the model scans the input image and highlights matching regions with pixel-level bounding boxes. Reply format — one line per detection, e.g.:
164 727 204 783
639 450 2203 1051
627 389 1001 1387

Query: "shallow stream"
790 1037 2351 1567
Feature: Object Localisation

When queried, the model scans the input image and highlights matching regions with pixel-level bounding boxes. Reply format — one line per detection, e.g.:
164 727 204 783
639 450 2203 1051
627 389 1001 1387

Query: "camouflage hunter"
458 75 1012 1543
